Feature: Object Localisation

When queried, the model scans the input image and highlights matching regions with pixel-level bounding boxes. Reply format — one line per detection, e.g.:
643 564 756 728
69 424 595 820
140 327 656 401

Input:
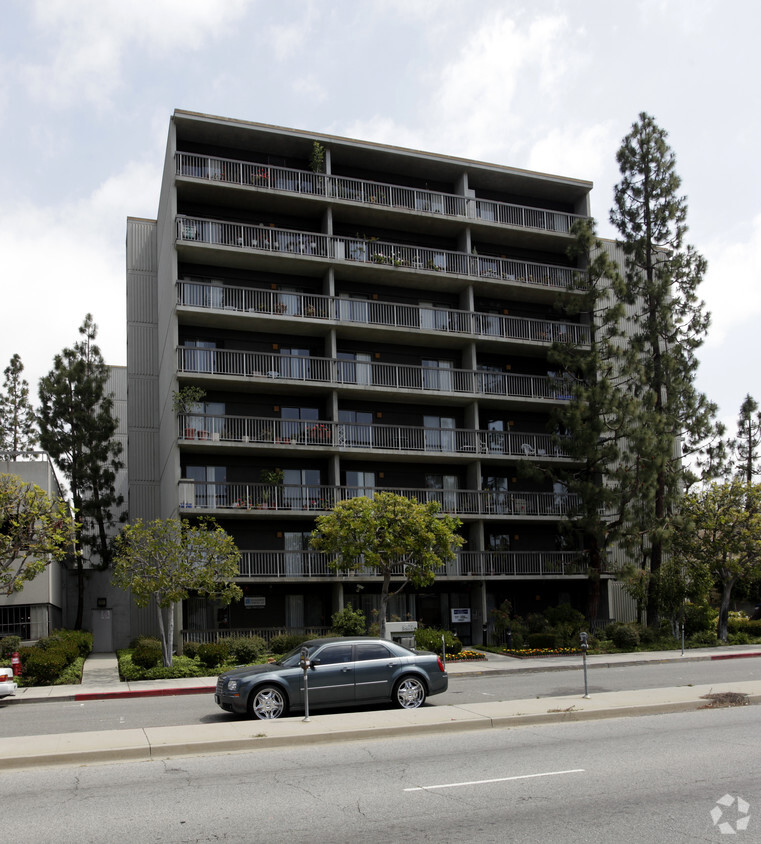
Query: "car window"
355 643 392 661
315 644 353 665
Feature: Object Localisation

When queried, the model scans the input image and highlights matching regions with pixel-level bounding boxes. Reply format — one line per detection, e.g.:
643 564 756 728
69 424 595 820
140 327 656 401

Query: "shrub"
526 632 558 649
728 631 752 645
48 629 93 659
526 613 549 633
197 642 230 670
0 636 21 659
37 636 79 667
225 635 267 664
330 603 366 636
24 648 67 684
268 633 310 654
683 603 717 637
183 640 201 659
132 640 163 669
688 630 718 647
130 635 162 650
728 618 761 635
544 605 586 628
611 624 640 650
415 628 462 655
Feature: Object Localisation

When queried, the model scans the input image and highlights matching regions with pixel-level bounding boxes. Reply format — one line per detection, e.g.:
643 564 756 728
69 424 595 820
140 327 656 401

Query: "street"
2 654 759 737
2 705 758 843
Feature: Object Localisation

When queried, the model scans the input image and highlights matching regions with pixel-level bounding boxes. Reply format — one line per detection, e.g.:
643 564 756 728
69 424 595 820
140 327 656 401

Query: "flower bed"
500 647 579 658
445 649 486 662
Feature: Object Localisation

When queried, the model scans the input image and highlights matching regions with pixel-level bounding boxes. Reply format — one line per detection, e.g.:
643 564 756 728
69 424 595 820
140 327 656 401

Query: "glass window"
355 643 392 661
316 644 353 665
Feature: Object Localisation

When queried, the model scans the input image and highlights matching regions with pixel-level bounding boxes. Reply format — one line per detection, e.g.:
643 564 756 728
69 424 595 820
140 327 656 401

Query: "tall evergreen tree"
38 315 123 629
610 113 718 625
540 220 631 620
731 394 761 484
0 354 38 459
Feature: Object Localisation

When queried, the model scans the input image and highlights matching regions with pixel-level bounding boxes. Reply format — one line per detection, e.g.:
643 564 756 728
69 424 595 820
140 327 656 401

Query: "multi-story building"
127 109 617 647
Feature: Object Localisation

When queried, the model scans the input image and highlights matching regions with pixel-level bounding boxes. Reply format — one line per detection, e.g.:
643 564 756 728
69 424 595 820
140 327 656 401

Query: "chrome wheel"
394 676 426 709
249 686 287 720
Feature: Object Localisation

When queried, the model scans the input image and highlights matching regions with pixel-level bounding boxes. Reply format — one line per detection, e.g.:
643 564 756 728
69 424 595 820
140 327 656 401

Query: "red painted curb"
710 652 761 661
74 686 215 702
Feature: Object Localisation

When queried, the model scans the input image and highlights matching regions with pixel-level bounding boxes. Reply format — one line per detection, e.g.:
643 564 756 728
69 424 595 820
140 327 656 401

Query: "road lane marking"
404 769 585 792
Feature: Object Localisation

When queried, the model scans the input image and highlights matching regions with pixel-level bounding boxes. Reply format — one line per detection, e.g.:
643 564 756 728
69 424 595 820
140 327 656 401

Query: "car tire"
248 685 288 720
393 675 427 709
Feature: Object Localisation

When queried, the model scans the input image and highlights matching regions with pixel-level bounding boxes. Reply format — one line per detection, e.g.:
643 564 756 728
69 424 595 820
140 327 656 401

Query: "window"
279 347 310 380
425 474 458 511
281 406 319 442
424 415 455 452
337 352 372 385
183 340 216 373
419 301 449 331
185 465 227 508
356 642 392 661
422 359 453 391
283 468 321 509
345 471 375 498
339 410 373 447
284 532 313 576
316 644 353 665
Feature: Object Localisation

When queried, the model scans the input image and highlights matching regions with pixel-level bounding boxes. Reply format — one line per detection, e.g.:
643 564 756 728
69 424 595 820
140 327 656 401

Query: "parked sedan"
215 637 448 720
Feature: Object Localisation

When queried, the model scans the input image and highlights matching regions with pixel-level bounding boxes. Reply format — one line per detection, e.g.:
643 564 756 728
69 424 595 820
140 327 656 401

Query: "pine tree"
731 395 761 484
610 113 719 625
0 354 38 458
38 315 123 629
540 219 631 620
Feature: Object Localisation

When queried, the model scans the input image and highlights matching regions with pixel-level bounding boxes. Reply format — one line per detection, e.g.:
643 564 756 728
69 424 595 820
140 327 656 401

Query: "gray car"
215 637 448 720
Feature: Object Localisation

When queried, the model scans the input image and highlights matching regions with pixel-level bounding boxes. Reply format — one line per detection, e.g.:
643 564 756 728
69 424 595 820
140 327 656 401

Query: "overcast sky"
2 0 759 433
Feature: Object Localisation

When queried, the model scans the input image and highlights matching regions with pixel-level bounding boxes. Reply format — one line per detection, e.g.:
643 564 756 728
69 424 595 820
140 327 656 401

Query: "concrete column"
332 581 344 614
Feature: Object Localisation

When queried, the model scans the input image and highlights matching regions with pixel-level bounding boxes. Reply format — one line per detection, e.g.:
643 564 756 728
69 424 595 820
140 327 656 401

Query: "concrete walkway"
1 646 760 770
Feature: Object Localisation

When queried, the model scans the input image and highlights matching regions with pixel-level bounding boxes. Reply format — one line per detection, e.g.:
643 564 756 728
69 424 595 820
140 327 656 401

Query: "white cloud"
21 0 251 108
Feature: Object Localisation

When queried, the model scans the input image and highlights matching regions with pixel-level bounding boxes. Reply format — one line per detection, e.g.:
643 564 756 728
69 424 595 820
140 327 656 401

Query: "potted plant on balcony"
258 468 284 508
172 385 206 439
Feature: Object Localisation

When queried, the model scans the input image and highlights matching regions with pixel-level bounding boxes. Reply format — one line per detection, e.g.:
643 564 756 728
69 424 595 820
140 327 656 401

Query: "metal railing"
178 414 571 458
176 152 586 235
178 481 580 517
177 347 571 401
176 280 591 346
182 626 332 645
176 215 586 292
235 550 587 578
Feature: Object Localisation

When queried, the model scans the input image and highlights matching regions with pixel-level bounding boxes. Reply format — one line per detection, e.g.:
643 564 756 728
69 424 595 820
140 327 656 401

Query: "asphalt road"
2 705 759 843
2 655 759 737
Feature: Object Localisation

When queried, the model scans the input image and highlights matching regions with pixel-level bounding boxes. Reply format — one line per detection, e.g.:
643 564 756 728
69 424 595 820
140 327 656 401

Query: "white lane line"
404 768 585 792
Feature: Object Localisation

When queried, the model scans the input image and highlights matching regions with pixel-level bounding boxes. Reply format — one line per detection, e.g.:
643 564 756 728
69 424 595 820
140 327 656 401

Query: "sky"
1 0 760 435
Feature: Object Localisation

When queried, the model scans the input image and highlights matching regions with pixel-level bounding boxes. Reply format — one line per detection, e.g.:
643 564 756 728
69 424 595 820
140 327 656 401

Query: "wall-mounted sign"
244 596 266 609
451 608 471 624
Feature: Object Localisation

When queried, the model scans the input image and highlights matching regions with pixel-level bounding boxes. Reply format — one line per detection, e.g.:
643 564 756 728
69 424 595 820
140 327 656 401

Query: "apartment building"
127 109 614 646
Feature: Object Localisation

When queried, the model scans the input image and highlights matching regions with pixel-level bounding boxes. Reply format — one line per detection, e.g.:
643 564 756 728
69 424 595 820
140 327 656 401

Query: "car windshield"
277 644 317 668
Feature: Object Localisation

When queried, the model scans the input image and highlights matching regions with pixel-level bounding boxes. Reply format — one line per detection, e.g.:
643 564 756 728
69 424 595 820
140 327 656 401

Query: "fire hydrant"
11 652 20 676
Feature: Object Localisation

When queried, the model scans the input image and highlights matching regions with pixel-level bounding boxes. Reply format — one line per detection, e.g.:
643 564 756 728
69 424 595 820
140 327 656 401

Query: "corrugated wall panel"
127 324 159 375
127 376 159 427
127 273 159 324
129 482 160 521
127 218 158 273
128 430 159 481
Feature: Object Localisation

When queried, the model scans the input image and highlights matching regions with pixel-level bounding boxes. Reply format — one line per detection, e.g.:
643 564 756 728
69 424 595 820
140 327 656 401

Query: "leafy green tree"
0 473 72 595
610 113 719 626
112 517 243 666
330 602 366 636
671 480 761 642
0 354 38 459
310 493 463 639
38 315 124 628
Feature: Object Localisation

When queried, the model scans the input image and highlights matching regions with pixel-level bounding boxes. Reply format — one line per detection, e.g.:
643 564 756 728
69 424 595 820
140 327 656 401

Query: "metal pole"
580 632 589 698
300 646 311 722
582 650 589 698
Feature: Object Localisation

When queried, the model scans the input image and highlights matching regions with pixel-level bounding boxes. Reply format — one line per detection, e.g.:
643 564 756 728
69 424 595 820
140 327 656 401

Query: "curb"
3 690 760 771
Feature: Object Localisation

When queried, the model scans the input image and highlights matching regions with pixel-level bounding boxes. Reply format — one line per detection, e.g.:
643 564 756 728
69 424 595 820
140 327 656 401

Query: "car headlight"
227 679 239 692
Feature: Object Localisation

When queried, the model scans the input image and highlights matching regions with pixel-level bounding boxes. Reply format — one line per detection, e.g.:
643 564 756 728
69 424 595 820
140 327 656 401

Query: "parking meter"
300 647 311 722
580 632 589 698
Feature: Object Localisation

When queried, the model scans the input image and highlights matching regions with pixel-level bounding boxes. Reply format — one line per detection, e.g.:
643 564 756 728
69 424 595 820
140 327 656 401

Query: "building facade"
127 110 617 646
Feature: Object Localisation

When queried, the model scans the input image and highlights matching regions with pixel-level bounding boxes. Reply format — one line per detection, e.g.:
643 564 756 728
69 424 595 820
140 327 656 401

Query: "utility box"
384 621 418 649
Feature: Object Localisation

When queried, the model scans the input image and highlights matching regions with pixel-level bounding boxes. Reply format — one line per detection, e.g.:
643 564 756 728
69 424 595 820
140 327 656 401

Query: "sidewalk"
1 646 760 770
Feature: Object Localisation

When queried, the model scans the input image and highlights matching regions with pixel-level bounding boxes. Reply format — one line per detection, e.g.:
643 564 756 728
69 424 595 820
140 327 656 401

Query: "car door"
353 641 399 702
306 642 355 706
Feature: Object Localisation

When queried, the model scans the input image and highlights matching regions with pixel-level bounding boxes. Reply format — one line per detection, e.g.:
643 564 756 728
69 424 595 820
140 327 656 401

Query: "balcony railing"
177 347 573 402
178 414 570 459
176 216 586 292
176 281 591 346
237 550 588 578
178 481 580 518
176 152 587 235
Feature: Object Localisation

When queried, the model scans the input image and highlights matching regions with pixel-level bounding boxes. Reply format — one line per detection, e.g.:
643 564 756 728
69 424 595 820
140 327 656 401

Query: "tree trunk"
718 576 736 643
586 538 601 623
379 571 391 640
155 600 173 667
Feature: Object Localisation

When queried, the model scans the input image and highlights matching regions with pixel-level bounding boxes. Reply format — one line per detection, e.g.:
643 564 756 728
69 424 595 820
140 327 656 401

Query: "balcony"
236 550 588 578
178 481 580 518
176 281 591 346
176 216 586 292
176 152 587 236
178 414 571 459
177 347 573 402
